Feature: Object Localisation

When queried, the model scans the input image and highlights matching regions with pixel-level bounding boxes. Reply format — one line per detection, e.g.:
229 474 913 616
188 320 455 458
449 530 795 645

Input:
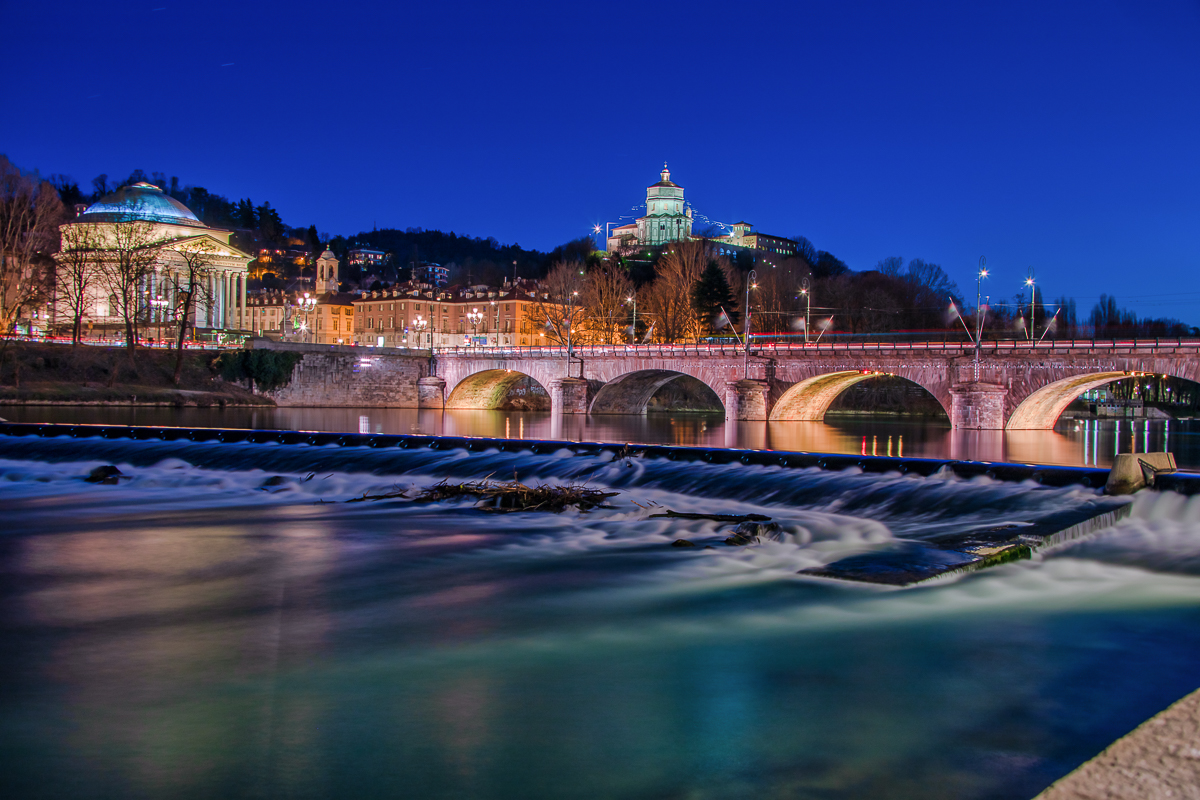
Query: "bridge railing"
433 337 1200 358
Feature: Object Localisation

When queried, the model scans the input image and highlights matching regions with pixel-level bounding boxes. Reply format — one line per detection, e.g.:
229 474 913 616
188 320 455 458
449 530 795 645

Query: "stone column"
240 273 247 331
418 377 446 409
949 382 1008 430
550 377 589 415
723 379 769 421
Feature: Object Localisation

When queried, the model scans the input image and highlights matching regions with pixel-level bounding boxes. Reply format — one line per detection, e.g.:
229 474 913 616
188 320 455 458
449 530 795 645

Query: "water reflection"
2 406 1196 468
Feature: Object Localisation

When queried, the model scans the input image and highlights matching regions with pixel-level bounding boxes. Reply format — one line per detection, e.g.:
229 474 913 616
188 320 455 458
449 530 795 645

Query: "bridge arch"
769 370 950 421
1007 371 1142 429
588 369 724 414
446 369 550 410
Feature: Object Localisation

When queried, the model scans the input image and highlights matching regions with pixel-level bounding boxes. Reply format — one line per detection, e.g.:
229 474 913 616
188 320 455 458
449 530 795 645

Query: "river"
2 405 1197 468
1 429 1199 799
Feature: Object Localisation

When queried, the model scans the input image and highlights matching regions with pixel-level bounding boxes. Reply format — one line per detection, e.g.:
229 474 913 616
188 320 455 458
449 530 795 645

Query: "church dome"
78 182 207 228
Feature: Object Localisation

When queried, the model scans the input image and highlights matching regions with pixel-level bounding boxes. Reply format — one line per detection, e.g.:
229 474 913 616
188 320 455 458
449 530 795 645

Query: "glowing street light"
743 269 758 378
299 292 317 343
799 277 811 345
1025 270 1036 341
972 256 989 378
413 314 428 348
467 307 483 346
566 289 579 375
625 295 637 344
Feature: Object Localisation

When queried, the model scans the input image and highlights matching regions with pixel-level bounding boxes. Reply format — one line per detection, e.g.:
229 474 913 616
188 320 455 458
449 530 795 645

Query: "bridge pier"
724 379 770 421
418 377 446 409
950 382 1007 430
550 378 589 415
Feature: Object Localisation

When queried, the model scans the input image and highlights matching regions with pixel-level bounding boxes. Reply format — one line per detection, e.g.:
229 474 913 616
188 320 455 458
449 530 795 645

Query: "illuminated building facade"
56 182 253 336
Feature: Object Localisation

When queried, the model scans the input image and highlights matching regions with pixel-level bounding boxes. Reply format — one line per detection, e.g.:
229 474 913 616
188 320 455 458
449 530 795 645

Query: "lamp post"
974 256 988 380
467 307 482 347
626 294 637 344
151 295 168 346
413 314 428 349
300 292 317 343
799 277 811 345
1025 270 1036 341
490 299 499 347
566 289 579 376
743 269 757 379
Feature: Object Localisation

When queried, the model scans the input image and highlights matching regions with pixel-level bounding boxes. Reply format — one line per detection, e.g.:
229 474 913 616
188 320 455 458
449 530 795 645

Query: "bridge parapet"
432 339 1200 429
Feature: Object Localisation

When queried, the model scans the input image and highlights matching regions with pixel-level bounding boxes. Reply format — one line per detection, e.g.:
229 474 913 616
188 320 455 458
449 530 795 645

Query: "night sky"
4 0 1198 322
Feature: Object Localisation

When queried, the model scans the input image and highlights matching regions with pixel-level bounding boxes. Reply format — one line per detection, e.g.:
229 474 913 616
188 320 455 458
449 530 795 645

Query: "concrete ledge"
1034 688 1200 800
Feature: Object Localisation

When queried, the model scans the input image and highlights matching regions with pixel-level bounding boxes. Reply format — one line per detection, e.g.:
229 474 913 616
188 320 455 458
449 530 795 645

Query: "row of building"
245 280 555 348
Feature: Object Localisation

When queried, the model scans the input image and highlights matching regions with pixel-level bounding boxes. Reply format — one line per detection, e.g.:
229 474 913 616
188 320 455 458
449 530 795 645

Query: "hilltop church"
605 165 799 265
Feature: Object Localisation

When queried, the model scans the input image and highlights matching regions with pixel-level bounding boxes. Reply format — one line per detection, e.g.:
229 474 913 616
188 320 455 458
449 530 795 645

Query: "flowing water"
2 406 1198 468
2 433 1200 799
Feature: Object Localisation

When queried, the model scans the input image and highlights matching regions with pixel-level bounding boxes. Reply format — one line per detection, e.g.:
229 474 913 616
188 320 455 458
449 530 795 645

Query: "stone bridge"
428 339 1200 430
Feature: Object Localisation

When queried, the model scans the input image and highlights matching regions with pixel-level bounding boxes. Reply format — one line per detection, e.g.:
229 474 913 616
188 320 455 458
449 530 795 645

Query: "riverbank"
0 342 269 407
1034 687 1200 799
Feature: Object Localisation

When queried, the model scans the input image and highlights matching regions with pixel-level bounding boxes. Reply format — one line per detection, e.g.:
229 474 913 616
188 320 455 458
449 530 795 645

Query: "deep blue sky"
5 0 1199 322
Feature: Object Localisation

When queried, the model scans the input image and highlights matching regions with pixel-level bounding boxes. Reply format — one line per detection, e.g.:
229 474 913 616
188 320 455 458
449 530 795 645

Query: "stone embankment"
1034 688 1200 799
250 339 434 408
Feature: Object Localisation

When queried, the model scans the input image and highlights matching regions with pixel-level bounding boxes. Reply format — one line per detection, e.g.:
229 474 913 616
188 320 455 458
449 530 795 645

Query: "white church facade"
56 182 253 339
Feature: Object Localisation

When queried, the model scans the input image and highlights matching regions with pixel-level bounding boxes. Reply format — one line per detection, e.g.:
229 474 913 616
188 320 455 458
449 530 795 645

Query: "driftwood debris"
346 478 617 513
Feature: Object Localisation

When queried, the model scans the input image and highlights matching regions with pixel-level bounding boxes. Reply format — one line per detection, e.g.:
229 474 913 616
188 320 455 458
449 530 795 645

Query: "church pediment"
165 234 253 261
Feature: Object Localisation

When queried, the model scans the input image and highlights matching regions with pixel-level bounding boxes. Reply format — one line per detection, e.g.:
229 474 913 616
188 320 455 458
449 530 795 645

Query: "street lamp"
1025 270 1036 341
567 289 579 376
300 292 317 343
974 256 988 379
743 269 757 378
413 314 428 348
625 295 637 344
150 294 168 345
490 299 498 347
467 307 482 346
799 277 811 345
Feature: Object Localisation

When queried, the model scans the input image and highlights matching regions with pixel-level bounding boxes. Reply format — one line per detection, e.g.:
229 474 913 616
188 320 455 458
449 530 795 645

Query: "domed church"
57 182 253 338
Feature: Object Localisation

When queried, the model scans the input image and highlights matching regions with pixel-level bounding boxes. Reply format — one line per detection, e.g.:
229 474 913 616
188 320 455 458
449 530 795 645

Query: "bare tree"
0 156 64 334
580 266 634 344
56 224 102 345
638 240 710 343
528 261 585 346
170 240 218 384
98 220 165 356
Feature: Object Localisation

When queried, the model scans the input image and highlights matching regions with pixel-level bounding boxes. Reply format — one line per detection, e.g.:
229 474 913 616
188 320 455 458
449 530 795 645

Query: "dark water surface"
1 434 1199 799
3 405 1198 468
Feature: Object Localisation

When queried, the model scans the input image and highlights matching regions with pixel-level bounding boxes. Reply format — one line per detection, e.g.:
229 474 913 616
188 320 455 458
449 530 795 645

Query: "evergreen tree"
691 259 737 334
256 201 283 242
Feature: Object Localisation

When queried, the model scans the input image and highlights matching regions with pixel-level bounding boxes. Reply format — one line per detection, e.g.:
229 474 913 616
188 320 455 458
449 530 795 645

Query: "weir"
4 421 1195 589
3 421 1198 492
